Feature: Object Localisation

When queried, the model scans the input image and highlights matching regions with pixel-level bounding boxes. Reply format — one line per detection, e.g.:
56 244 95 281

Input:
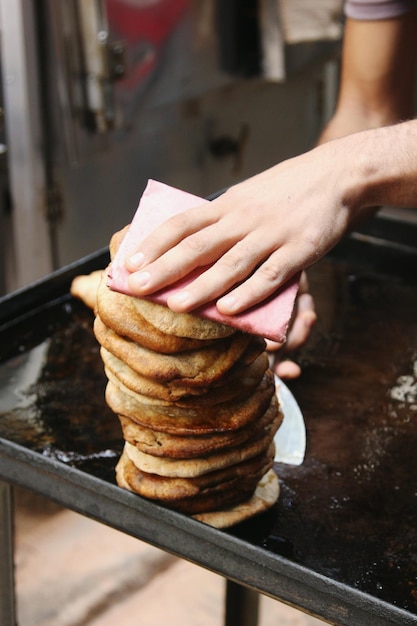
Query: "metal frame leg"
224 579 259 626
0 480 16 626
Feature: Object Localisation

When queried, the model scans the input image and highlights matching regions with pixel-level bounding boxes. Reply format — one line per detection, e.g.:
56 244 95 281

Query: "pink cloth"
107 179 299 342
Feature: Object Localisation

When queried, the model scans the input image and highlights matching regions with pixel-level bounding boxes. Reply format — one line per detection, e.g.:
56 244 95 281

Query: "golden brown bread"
118 399 281 459
96 268 217 353
123 410 279 477
71 225 282 526
116 453 279 528
101 347 269 404
70 270 103 310
105 371 276 435
124 295 236 340
94 315 257 386
116 443 275 512
193 469 279 528
109 226 235 340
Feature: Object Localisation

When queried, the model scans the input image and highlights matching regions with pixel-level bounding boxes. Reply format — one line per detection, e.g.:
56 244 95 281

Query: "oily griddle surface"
232 257 417 613
0 251 416 613
0 299 122 481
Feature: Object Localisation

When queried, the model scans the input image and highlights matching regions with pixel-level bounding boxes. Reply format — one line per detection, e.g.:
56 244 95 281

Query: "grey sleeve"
344 0 416 19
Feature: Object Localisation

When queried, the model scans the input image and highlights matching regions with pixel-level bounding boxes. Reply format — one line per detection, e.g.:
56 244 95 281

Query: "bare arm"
319 11 417 143
126 121 417 315
272 11 417 373
124 12 417 316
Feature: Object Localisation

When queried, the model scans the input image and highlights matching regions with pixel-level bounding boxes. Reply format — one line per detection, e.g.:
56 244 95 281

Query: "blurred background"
4 3 417 626
0 0 343 295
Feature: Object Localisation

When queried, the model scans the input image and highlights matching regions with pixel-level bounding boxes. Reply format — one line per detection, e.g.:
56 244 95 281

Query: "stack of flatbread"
71 230 282 527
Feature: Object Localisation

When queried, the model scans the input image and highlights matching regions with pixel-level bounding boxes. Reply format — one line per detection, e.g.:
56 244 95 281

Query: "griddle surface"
0 238 416 620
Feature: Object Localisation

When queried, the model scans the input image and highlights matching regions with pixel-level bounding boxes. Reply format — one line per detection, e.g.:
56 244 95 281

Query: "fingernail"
170 291 190 306
218 294 238 313
128 251 145 270
128 271 150 290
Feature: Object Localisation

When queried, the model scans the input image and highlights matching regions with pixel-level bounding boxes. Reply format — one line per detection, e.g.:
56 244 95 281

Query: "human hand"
125 136 365 315
265 272 316 379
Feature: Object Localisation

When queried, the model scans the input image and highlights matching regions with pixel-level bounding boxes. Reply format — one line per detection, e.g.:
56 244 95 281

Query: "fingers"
285 293 317 352
123 155 341 315
299 270 310 293
265 339 284 352
127 233 314 316
266 281 317 379
126 205 218 269
127 213 283 312
127 218 241 299
215 247 308 315
273 360 302 379
166 235 275 312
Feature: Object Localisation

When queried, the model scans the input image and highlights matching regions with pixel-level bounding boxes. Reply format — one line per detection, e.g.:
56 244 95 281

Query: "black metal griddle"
1 215 417 626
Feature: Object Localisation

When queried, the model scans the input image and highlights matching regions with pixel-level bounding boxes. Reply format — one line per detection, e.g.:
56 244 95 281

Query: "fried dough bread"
118 400 281 458
116 442 275 513
123 409 279 477
193 469 279 528
70 270 102 310
110 227 236 341
73 224 282 527
94 315 259 386
102 346 269 403
97 268 218 353
105 371 276 435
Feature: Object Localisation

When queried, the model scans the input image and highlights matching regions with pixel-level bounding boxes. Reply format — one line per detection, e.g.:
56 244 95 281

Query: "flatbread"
105 371 276 435
109 228 235 341
193 469 279 528
102 347 269 404
96 268 217 353
118 398 282 458
107 179 299 342
94 315 253 386
116 443 275 513
77 215 283 526
115 454 279 528
125 296 236 340
123 409 279 477
70 270 102 310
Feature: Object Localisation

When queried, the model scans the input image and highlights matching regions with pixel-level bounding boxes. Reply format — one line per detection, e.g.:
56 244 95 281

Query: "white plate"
274 376 306 465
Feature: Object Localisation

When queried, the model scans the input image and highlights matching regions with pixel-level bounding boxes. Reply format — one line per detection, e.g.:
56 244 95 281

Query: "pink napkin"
107 179 299 342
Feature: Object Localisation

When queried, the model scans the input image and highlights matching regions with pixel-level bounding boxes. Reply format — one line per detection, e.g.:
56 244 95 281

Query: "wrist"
347 122 417 211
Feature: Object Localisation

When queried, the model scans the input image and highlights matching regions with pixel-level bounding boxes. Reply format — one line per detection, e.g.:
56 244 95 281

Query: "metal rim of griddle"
0 439 416 626
1 226 417 626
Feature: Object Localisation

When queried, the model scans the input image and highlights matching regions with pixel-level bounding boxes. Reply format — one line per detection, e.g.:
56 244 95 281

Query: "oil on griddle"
0 299 122 480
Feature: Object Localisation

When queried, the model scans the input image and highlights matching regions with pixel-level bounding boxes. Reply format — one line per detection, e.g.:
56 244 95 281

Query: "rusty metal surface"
270 253 417 612
0 225 416 623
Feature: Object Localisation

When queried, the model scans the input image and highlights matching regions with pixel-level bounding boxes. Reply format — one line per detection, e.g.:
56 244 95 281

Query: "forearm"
349 120 417 210
319 13 417 145
125 120 417 315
